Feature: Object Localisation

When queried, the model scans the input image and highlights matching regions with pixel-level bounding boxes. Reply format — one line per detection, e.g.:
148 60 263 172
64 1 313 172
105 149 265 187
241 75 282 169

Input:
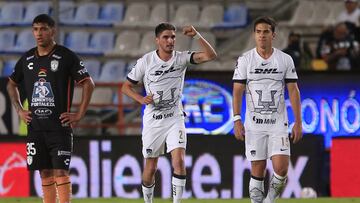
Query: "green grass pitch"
1 198 360 203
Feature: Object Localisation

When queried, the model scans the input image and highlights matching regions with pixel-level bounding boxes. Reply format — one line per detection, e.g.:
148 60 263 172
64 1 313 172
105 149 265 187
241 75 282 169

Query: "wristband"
233 114 242 122
193 32 201 40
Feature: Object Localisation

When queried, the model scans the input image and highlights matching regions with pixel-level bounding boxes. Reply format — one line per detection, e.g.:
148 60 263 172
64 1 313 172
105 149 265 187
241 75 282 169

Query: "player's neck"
256 46 273 59
37 41 56 56
157 50 173 61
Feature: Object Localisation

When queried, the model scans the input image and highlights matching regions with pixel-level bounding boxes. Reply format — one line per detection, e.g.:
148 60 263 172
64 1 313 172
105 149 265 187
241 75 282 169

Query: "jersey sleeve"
180 51 194 65
9 56 24 84
127 57 145 84
284 55 298 83
69 52 90 83
232 55 247 84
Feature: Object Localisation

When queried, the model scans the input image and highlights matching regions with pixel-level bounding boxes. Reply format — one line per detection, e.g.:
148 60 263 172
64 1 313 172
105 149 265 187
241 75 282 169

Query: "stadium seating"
90 87 114 105
108 31 141 56
89 31 115 54
98 60 127 82
122 2 150 26
23 1 51 24
172 4 200 26
13 30 36 53
83 59 101 82
64 31 90 53
308 1 332 26
0 30 16 52
135 31 156 56
72 2 99 25
286 0 315 26
59 1 75 24
198 4 224 27
97 2 124 25
2 60 17 77
0 2 24 25
213 4 248 29
148 3 174 26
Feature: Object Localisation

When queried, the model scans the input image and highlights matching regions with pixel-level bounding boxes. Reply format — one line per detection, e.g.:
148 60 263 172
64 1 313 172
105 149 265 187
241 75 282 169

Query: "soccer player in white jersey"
232 17 302 203
122 23 217 203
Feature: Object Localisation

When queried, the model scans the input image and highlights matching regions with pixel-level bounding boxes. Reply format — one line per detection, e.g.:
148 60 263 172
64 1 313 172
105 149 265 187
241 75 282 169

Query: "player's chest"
145 63 184 82
24 57 66 79
247 60 285 80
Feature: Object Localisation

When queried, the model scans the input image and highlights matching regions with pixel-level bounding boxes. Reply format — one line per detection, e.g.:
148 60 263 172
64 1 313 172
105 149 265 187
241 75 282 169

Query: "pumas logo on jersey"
38 68 47 77
27 62 33 70
50 60 59 72
253 68 282 74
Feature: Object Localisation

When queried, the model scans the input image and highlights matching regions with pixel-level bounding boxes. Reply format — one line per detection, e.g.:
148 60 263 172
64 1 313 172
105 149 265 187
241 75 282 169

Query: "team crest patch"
146 149 152 155
27 156 33 165
50 60 59 72
250 150 256 156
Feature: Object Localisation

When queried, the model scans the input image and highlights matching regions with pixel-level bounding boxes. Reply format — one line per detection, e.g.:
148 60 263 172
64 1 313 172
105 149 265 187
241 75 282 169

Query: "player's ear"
272 32 276 40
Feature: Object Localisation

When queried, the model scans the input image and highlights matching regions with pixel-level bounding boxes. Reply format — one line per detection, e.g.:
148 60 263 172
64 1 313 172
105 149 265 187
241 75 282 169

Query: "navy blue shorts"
26 130 73 170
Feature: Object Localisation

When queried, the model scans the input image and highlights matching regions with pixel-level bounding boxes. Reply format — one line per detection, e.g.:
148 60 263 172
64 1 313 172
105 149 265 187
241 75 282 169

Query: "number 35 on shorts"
26 142 37 155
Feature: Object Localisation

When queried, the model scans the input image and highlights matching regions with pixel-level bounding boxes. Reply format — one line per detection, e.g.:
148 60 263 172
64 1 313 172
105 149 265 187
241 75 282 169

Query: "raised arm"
287 82 302 143
183 25 217 64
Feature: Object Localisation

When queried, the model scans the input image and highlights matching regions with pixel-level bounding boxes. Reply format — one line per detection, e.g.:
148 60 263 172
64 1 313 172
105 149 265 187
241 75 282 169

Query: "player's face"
156 30 176 54
32 23 55 48
254 23 275 49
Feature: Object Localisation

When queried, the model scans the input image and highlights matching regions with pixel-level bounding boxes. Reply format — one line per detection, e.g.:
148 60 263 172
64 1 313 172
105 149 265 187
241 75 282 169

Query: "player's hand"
19 110 32 125
141 95 153 105
60 112 82 127
234 120 245 141
183 25 198 38
291 121 303 143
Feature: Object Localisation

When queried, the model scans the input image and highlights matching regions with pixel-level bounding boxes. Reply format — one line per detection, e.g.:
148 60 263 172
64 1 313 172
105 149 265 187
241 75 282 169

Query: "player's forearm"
78 78 95 118
289 87 302 123
232 85 244 116
6 81 23 113
121 83 144 104
196 36 217 61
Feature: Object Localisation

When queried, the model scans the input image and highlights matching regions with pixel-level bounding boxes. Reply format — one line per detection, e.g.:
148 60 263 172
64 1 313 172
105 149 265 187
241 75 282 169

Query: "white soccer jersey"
127 50 194 127
233 48 298 133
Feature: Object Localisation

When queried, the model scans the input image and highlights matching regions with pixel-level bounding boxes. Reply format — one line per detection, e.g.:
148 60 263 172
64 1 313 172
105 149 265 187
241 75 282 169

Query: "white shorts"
245 131 290 161
142 120 186 158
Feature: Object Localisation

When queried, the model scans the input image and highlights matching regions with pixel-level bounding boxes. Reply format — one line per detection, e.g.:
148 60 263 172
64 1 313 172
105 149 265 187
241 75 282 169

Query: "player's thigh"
26 131 52 170
268 132 291 158
142 126 167 158
47 130 73 170
245 131 268 161
166 120 186 153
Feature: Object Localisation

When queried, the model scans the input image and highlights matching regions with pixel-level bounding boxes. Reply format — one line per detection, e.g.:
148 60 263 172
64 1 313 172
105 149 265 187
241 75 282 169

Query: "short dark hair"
32 14 55 27
155 23 176 37
253 16 277 33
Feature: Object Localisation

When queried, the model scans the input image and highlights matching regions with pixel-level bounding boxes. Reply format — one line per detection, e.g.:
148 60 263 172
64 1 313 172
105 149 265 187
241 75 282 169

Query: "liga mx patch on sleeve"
0 143 30 197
